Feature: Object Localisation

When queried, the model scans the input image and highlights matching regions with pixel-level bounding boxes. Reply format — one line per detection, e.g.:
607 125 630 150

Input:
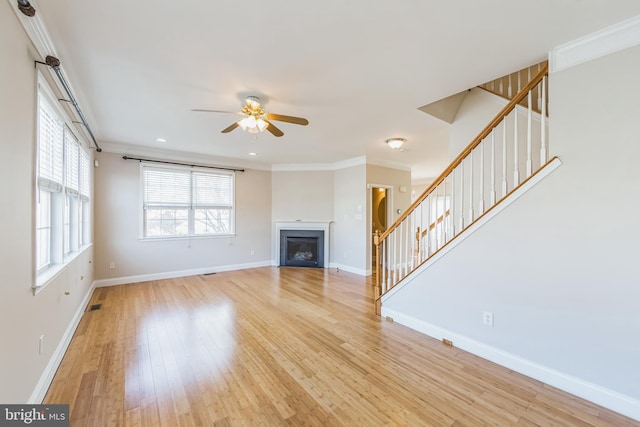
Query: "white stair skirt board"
381 157 562 302
29 284 96 404
93 260 273 288
381 307 640 422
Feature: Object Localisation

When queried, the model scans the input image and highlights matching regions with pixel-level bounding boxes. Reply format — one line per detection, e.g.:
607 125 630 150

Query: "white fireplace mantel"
274 221 331 268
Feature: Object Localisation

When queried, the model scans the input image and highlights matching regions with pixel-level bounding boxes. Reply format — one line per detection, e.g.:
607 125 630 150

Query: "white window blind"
142 165 234 238
193 172 232 207
143 167 191 207
64 128 80 195
79 149 90 200
193 172 233 234
38 96 64 192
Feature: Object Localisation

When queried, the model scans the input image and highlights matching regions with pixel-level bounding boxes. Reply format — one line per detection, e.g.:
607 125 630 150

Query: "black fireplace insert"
279 229 324 268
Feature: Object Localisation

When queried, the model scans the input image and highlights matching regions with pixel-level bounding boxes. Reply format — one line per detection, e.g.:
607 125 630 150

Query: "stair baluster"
374 64 550 314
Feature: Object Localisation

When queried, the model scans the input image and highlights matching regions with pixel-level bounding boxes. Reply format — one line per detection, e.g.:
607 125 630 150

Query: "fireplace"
280 229 324 268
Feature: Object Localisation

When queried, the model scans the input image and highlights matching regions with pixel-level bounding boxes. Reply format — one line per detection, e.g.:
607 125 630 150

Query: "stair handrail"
379 63 548 244
375 63 549 310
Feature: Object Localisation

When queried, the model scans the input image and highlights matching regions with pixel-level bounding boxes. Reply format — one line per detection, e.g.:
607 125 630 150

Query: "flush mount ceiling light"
386 138 406 150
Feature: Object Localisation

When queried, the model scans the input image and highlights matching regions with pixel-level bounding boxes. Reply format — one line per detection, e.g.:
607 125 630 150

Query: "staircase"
478 61 548 112
374 63 554 314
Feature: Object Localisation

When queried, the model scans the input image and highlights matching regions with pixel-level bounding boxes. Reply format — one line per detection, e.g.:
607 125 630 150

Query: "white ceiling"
33 0 640 182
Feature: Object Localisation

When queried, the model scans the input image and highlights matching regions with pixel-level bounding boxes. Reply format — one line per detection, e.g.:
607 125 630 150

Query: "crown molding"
550 15 640 73
6 0 56 58
332 155 367 170
99 141 272 171
271 155 411 173
271 156 367 172
8 0 98 149
271 163 343 172
102 143 413 175
366 157 412 172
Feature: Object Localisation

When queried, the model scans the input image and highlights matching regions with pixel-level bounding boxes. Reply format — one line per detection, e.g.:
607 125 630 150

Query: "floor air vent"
88 304 102 311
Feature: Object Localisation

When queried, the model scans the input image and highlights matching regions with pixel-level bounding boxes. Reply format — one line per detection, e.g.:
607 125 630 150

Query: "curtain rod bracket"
34 56 102 152
17 0 36 17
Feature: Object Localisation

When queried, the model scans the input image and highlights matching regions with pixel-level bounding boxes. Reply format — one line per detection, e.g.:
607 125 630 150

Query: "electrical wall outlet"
483 311 494 326
39 335 44 355
109 261 115 269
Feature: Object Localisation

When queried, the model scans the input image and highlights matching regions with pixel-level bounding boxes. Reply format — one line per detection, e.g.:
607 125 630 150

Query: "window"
79 149 91 246
36 90 64 271
35 76 91 284
142 164 234 238
35 190 51 272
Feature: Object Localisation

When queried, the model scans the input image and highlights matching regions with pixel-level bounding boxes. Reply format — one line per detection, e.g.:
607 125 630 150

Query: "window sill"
33 243 93 295
138 234 236 242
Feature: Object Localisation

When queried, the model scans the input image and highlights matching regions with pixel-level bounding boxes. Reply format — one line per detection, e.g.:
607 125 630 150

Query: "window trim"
139 162 236 240
34 71 92 292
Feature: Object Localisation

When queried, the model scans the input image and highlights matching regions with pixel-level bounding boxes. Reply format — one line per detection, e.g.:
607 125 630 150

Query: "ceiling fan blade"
192 109 243 115
264 120 284 137
266 113 309 126
221 122 240 133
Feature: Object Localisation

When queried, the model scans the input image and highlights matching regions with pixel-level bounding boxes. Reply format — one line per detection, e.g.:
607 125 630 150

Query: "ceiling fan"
192 96 309 137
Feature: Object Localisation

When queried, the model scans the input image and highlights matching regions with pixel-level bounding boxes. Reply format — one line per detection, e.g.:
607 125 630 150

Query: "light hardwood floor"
45 267 638 426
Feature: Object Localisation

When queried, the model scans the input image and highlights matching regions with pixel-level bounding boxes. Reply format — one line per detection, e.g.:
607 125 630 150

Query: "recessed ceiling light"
155 137 167 143
249 152 257 156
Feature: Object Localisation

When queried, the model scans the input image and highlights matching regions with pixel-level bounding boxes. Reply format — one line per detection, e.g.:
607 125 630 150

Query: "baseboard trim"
381 307 640 422
28 284 96 404
329 263 368 276
93 260 273 287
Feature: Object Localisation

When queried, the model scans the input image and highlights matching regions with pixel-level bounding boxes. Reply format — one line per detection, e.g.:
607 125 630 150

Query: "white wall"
448 85 549 238
383 42 640 416
272 170 334 222
332 164 367 274
94 152 272 281
0 3 95 403
449 88 505 159
366 164 412 269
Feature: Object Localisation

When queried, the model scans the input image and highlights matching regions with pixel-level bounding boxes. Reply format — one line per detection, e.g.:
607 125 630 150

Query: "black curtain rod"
36 56 103 152
122 156 245 172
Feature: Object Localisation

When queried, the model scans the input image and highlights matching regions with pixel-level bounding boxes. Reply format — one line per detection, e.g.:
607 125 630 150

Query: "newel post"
373 230 382 315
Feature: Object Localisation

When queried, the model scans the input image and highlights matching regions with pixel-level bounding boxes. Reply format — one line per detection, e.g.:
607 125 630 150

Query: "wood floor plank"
44 267 639 426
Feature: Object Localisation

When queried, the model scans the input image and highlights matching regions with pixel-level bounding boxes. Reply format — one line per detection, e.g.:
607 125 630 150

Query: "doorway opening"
370 185 393 273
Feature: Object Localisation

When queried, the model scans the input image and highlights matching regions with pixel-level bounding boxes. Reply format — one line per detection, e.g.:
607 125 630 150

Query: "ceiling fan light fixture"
256 118 268 132
386 138 406 150
246 96 261 110
239 115 269 133
238 116 255 131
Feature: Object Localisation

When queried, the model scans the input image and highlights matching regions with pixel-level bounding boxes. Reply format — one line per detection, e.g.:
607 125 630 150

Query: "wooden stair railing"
478 61 548 113
375 63 549 315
